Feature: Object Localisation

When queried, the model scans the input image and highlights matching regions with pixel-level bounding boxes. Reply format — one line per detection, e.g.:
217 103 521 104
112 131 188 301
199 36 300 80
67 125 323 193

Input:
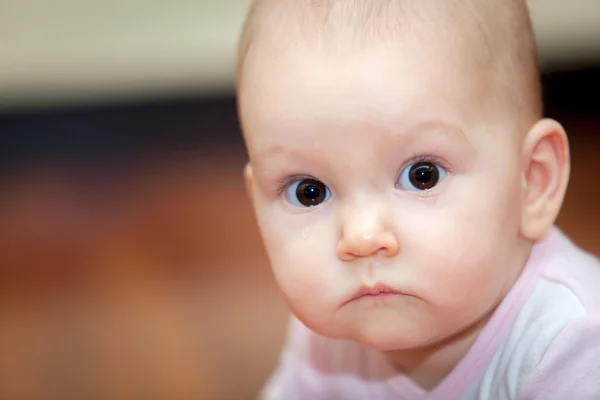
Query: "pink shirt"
261 227 600 399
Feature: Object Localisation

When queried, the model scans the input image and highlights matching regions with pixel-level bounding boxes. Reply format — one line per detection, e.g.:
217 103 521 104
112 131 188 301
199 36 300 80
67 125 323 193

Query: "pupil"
303 185 320 199
296 179 326 206
409 162 439 190
414 166 431 183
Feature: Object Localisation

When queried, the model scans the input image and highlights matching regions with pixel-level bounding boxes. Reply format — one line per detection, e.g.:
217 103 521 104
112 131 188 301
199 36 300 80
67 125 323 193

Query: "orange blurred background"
1 1 599 399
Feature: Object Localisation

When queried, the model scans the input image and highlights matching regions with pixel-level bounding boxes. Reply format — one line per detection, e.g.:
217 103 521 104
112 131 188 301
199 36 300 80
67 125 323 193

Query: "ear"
520 118 570 241
244 162 254 204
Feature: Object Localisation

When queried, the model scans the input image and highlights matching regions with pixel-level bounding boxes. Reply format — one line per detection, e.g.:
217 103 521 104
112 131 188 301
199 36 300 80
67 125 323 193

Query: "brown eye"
398 161 446 191
285 178 331 207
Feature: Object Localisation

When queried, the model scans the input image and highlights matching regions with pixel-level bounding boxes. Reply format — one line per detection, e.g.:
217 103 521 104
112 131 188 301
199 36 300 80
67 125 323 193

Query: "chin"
349 325 431 352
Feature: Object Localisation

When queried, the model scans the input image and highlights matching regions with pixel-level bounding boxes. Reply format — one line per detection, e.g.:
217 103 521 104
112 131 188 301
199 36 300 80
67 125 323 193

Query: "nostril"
376 247 390 256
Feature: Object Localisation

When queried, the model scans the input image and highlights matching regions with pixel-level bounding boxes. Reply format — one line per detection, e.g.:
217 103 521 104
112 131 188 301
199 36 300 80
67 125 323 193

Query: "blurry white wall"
0 0 599 110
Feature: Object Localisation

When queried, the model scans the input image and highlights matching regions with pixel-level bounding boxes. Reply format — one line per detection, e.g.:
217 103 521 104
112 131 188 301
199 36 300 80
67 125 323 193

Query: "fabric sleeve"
518 315 600 400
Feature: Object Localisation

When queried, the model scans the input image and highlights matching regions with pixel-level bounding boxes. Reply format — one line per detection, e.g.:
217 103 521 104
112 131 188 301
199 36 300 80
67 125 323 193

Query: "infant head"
236 0 569 351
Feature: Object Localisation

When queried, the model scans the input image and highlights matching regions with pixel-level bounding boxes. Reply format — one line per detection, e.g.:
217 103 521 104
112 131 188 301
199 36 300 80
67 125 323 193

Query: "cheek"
254 207 343 327
400 171 522 309
447 161 523 244
403 224 506 300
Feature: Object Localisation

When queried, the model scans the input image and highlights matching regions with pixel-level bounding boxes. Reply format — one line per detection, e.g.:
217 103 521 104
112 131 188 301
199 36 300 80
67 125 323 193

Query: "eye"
285 178 332 207
397 161 447 191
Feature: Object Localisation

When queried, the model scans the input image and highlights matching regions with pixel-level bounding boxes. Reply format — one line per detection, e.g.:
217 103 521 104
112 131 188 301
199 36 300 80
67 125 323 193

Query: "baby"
236 0 600 398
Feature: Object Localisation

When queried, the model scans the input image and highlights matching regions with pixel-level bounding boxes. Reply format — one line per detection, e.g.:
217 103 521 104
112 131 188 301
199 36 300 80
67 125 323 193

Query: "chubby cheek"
255 208 343 332
403 174 522 323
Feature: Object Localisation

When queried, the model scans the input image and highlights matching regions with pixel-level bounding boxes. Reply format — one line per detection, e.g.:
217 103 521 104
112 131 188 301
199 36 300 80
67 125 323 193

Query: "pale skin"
238 22 570 391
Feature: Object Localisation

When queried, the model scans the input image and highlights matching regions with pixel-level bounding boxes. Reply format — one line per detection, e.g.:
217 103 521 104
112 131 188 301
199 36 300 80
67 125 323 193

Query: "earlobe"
520 118 570 241
244 162 254 203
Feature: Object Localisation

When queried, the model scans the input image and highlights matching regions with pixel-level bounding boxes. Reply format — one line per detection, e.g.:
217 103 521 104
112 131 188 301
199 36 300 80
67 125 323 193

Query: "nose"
336 204 399 261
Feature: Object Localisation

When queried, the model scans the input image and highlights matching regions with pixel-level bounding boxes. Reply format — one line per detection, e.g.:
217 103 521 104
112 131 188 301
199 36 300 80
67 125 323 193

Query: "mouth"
345 283 406 305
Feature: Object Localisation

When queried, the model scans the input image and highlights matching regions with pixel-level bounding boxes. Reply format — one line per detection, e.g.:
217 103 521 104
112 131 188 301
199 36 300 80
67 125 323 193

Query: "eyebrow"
252 143 312 173
388 119 471 145
253 118 473 166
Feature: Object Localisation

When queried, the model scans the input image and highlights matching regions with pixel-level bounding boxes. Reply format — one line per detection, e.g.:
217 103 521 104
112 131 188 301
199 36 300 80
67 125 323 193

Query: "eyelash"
396 155 451 179
274 174 317 196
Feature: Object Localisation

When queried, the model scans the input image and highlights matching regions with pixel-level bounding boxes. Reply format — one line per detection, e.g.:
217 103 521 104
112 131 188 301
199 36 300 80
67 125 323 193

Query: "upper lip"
345 283 404 304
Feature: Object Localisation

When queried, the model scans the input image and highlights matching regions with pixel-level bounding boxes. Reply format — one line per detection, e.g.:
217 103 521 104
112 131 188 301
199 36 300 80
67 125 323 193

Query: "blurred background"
0 0 599 399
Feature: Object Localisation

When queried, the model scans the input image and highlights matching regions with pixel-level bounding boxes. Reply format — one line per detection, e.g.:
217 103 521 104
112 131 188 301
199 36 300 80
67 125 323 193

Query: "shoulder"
516 228 600 347
518 315 600 399
510 229 600 399
471 277 587 399
472 229 600 399
539 228 600 313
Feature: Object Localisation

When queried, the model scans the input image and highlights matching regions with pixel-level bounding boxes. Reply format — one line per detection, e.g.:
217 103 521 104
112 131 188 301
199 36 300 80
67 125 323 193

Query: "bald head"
237 0 542 126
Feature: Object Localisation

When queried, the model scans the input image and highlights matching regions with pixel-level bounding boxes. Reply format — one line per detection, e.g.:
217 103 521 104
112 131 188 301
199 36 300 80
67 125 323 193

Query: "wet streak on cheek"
255 184 339 304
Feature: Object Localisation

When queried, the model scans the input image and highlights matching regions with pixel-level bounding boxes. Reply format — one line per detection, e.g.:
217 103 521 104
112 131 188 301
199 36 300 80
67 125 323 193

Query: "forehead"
239 40 493 154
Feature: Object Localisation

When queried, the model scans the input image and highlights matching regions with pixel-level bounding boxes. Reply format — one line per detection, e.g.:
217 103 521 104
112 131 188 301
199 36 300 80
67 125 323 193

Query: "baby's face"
239 40 529 350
